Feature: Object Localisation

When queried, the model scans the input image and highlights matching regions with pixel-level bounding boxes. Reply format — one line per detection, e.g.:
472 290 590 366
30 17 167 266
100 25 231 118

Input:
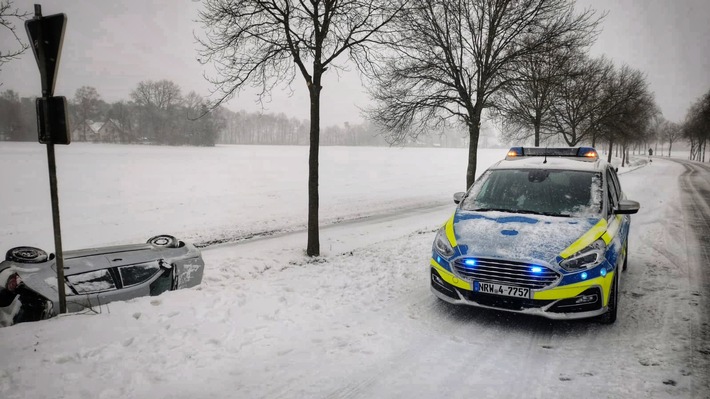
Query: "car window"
66 269 117 294
609 167 622 199
119 262 162 288
461 169 603 217
606 168 619 213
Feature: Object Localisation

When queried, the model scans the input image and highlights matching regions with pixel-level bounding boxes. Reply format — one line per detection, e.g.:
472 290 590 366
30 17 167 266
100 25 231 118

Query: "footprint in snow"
663 379 677 386
150 299 162 306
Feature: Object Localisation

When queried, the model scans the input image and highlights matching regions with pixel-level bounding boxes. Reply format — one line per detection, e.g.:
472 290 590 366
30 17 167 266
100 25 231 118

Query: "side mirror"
614 199 640 215
453 192 465 204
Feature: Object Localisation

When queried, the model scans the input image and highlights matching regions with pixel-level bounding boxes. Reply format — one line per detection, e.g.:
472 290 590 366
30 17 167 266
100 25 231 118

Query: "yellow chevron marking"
444 214 457 247
560 219 608 259
431 259 470 290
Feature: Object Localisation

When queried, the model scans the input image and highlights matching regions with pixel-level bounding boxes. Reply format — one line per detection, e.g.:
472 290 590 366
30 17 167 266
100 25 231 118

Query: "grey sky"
1 0 708 126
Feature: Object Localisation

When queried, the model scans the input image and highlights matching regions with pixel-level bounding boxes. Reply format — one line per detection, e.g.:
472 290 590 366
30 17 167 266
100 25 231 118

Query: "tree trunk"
306 78 321 257
668 140 673 157
607 138 613 163
534 123 540 147
466 104 483 189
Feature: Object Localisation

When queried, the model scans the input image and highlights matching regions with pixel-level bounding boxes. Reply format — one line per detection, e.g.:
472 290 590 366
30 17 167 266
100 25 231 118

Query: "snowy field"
1 143 708 399
0 142 505 251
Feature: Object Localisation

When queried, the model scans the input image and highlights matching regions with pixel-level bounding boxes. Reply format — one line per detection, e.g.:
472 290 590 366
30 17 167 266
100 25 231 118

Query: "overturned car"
0 235 204 326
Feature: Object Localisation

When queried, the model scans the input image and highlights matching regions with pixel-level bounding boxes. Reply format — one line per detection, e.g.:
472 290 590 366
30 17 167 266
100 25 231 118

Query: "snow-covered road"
1 147 708 399
197 157 710 399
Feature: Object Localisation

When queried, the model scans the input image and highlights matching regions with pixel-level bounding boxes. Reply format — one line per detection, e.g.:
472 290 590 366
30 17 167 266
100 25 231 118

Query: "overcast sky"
1 0 708 126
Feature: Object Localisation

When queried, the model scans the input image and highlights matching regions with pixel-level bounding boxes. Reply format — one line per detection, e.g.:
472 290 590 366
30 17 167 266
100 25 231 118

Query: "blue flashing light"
600 268 607 277
464 259 477 267
530 266 543 273
581 272 588 280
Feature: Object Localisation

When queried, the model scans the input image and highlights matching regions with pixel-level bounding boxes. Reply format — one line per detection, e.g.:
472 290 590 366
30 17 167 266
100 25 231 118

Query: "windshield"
461 169 603 217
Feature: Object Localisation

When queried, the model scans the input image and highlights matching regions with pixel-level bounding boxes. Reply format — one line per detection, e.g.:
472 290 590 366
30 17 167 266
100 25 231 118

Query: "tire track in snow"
670 158 710 396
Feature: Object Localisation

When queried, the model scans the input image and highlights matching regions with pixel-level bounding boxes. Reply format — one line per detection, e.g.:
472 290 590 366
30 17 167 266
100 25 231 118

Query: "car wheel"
5 247 48 263
147 235 179 248
622 242 628 272
598 271 619 325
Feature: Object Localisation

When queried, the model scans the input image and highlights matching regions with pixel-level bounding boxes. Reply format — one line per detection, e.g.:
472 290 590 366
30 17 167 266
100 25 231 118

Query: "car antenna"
543 145 548 164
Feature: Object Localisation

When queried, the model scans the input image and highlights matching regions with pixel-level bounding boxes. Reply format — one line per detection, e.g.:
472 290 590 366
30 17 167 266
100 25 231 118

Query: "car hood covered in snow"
453 211 601 265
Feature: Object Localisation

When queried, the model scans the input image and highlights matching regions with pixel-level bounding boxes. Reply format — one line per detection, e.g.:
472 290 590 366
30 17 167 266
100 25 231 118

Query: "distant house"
71 119 124 143
71 120 100 142
97 119 124 143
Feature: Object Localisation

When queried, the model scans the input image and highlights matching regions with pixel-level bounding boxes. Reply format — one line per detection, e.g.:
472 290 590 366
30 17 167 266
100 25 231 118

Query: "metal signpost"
25 4 70 313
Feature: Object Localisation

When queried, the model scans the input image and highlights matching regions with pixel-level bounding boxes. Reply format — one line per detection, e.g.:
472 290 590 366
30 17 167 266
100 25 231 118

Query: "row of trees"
218 112 475 147
0 81 223 146
196 0 666 256
73 80 222 146
682 89 709 161
495 52 657 166
2 83 471 147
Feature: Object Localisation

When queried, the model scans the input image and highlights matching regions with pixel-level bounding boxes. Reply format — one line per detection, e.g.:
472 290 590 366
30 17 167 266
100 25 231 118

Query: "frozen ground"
0 143 708 398
0 143 504 250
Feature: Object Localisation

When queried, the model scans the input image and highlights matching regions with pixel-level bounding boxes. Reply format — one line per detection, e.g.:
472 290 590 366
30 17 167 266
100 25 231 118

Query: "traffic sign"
36 96 70 145
25 5 70 315
25 11 67 96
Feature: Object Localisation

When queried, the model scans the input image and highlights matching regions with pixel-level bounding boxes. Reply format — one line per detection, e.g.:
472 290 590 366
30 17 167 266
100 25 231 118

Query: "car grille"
452 257 560 289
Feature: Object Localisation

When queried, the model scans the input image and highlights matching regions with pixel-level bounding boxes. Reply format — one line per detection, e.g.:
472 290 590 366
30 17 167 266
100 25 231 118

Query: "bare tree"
130 80 183 144
683 89 710 161
72 86 103 141
197 0 401 256
594 65 656 162
0 0 29 77
493 7 602 148
547 54 613 147
662 120 682 157
494 46 579 147
367 0 599 188
131 80 183 110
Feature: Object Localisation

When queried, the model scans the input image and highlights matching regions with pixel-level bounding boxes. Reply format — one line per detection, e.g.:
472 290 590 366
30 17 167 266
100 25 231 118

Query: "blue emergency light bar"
506 147 598 160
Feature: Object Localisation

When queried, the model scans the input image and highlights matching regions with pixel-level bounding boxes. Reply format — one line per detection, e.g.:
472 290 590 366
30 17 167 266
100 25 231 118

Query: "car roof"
490 147 611 172
490 156 608 172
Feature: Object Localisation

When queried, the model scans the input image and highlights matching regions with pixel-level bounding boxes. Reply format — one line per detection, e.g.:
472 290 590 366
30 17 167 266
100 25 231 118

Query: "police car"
430 147 639 323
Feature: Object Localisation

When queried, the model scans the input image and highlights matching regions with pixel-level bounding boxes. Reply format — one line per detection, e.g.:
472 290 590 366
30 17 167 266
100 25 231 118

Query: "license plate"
474 281 530 298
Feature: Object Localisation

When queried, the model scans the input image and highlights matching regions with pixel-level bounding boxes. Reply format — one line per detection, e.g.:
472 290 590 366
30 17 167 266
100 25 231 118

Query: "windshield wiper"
514 209 571 217
473 208 570 217
472 208 512 213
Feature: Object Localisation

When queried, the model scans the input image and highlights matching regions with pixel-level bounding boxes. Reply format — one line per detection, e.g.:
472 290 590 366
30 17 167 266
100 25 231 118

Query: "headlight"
433 227 455 257
560 239 606 271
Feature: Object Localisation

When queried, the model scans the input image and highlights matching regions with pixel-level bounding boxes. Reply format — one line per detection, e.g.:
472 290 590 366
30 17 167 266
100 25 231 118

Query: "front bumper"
430 265 611 320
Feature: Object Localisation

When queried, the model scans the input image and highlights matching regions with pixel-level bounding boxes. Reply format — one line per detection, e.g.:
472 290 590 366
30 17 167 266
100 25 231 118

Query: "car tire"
147 235 179 248
598 271 618 325
5 247 49 263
